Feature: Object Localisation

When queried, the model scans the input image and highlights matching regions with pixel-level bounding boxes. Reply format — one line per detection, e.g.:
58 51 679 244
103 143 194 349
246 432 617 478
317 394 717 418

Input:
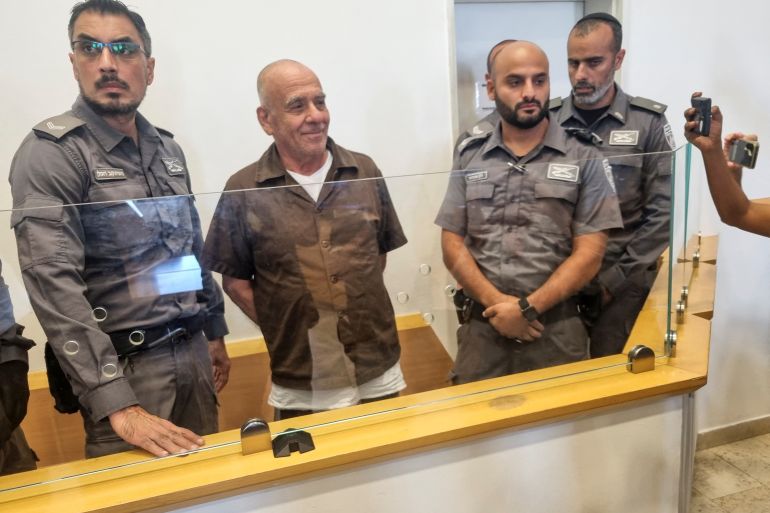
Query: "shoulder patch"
156 127 175 138
629 96 667 114
32 114 85 141
548 97 563 110
457 131 492 155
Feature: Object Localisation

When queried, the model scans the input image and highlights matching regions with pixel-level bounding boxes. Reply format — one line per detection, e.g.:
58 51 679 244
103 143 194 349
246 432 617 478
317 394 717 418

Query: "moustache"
95 74 129 90
515 99 542 111
574 81 595 91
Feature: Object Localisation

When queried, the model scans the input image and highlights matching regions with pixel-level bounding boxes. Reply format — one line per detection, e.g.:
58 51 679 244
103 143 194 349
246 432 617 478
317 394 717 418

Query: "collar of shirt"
251 137 360 186
480 113 570 161
70 96 161 153
556 83 631 128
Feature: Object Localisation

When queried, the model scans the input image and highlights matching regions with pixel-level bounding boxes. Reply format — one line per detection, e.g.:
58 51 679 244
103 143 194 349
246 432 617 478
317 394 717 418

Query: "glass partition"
0 145 691 498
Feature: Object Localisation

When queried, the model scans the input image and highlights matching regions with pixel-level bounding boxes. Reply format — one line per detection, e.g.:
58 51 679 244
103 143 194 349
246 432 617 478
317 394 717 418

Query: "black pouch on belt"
43 342 80 414
576 282 603 326
452 288 473 325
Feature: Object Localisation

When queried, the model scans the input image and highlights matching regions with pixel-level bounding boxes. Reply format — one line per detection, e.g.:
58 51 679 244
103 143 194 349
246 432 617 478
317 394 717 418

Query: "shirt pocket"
465 183 497 231
11 196 66 270
81 183 158 256
533 181 578 236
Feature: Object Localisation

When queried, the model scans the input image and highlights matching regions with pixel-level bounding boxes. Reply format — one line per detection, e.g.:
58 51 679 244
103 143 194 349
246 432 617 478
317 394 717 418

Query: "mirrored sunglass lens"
78 41 104 54
110 42 141 56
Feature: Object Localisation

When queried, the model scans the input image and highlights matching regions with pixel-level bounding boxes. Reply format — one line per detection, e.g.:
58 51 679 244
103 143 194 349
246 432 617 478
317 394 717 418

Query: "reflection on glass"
0 152 683 490
101 363 118 379
90 307 108 323
147 255 202 297
128 330 145 346
62 340 80 356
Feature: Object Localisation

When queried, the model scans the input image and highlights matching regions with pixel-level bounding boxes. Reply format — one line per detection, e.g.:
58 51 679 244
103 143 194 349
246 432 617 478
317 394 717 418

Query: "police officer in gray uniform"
9 0 230 458
550 13 672 357
437 41 622 383
0 259 37 475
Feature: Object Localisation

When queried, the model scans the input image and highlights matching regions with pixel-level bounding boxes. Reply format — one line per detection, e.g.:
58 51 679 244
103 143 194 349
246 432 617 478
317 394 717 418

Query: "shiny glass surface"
0 147 687 495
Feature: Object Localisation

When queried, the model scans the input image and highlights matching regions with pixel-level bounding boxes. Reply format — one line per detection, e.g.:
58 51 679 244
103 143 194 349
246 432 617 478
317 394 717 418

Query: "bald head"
257 59 322 110
490 41 549 81
486 39 517 74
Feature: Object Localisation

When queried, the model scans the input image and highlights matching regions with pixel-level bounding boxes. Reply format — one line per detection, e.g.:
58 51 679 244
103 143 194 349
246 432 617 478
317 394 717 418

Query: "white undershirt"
268 309 406 411
285 151 332 202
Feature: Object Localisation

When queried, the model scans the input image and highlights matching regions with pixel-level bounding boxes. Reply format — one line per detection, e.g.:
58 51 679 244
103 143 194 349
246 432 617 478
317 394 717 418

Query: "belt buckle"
166 326 187 344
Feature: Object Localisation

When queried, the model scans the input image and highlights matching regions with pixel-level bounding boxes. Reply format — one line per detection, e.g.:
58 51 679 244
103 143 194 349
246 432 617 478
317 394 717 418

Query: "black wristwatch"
518 297 540 322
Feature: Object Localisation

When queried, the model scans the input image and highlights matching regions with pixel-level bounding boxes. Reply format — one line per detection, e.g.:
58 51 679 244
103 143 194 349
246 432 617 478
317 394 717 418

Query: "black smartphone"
728 139 760 169
691 96 712 136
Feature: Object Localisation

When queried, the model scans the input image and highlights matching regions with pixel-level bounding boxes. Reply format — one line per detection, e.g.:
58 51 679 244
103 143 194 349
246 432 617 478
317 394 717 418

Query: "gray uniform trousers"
452 301 588 384
82 331 218 458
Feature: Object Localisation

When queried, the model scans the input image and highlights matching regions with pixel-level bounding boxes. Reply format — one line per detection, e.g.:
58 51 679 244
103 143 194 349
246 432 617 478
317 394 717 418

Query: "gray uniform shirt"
436 116 623 299
550 85 673 294
8 97 228 421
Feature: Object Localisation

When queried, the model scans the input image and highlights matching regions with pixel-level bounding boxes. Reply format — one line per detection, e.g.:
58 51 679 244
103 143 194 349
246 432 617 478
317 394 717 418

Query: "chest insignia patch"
161 157 186 176
465 170 488 183
609 130 639 146
547 163 580 183
93 168 126 181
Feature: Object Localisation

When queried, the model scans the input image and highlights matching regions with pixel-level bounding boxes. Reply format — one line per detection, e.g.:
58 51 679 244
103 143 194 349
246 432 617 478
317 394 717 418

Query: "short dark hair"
571 12 622 54
68 0 152 56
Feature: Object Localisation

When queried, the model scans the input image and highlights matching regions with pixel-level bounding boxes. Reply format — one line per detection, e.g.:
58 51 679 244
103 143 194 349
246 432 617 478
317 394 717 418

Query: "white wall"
622 0 770 433
0 0 458 371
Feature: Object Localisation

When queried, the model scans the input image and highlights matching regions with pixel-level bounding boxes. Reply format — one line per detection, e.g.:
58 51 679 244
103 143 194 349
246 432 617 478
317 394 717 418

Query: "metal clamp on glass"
272 429 316 458
240 418 272 455
627 345 656 374
676 301 686 324
665 330 678 357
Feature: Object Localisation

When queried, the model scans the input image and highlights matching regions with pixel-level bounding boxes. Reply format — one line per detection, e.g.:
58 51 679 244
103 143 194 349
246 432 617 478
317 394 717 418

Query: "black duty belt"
108 312 205 357
455 289 579 325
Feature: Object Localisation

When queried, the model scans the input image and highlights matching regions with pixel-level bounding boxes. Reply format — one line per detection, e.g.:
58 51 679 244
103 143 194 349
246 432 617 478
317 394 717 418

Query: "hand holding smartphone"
691 96 712 136
728 138 760 169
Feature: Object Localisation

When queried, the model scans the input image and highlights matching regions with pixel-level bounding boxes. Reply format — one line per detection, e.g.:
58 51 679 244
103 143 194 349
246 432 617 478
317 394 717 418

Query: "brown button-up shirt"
202 139 407 390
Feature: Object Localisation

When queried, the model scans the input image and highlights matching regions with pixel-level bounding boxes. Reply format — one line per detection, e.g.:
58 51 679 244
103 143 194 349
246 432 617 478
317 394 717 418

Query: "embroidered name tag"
161 157 186 176
465 170 488 183
547 163 580 182
93 168 126 181
609 130 639 146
